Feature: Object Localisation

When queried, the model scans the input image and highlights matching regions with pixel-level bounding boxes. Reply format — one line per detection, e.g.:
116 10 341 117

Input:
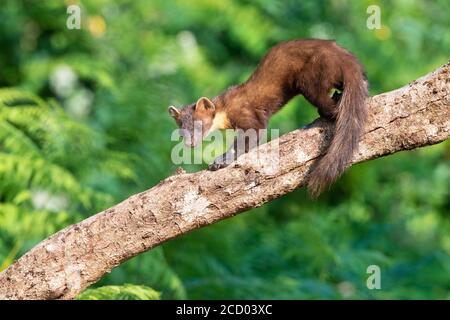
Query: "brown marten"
169 39 368 197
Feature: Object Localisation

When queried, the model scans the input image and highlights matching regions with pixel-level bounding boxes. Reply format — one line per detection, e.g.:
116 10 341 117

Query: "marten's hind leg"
302 84 339 120
316 93 339 120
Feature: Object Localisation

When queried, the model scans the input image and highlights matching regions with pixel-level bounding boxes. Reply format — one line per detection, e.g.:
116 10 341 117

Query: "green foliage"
77 284 160 300
0 0 449 299
0 88 111 271
0 88 116 208
96 248 187 299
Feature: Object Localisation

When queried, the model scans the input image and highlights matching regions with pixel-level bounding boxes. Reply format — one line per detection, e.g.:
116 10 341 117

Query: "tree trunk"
0 62 449 300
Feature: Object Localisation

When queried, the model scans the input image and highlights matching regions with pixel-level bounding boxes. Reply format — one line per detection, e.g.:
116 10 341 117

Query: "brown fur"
169 39 368 197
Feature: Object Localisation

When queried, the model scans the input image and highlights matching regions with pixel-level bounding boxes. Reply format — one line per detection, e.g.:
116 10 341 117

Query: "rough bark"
0 62 449 300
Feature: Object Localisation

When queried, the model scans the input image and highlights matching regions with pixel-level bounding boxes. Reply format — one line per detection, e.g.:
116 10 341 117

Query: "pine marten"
169 39 368 197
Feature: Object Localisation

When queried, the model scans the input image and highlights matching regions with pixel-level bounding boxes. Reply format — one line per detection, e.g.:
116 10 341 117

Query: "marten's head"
168 97 219 147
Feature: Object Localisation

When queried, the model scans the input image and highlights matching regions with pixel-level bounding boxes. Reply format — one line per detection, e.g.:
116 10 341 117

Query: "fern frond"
0 121 42 158
77 284 161 300
0 88 46 108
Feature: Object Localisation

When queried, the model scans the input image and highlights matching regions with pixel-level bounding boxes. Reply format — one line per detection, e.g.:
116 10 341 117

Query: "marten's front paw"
208 162 229 171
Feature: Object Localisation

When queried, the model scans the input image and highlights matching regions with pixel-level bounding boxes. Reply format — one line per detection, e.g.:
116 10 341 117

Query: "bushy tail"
307 64 368 198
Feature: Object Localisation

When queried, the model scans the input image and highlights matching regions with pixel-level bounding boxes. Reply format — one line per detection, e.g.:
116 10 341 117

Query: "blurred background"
0 0 449 299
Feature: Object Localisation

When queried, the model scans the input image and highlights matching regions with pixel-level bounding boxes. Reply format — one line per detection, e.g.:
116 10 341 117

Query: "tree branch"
1 62 449 300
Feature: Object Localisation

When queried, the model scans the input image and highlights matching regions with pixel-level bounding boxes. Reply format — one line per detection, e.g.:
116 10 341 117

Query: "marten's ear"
168 106 180 119
195 97 215 112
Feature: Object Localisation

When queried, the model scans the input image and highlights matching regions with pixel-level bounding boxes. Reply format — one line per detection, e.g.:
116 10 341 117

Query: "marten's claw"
208 162 228 171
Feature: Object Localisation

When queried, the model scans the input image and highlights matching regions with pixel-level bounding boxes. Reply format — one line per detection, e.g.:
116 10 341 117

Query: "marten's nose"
183 137 197 148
